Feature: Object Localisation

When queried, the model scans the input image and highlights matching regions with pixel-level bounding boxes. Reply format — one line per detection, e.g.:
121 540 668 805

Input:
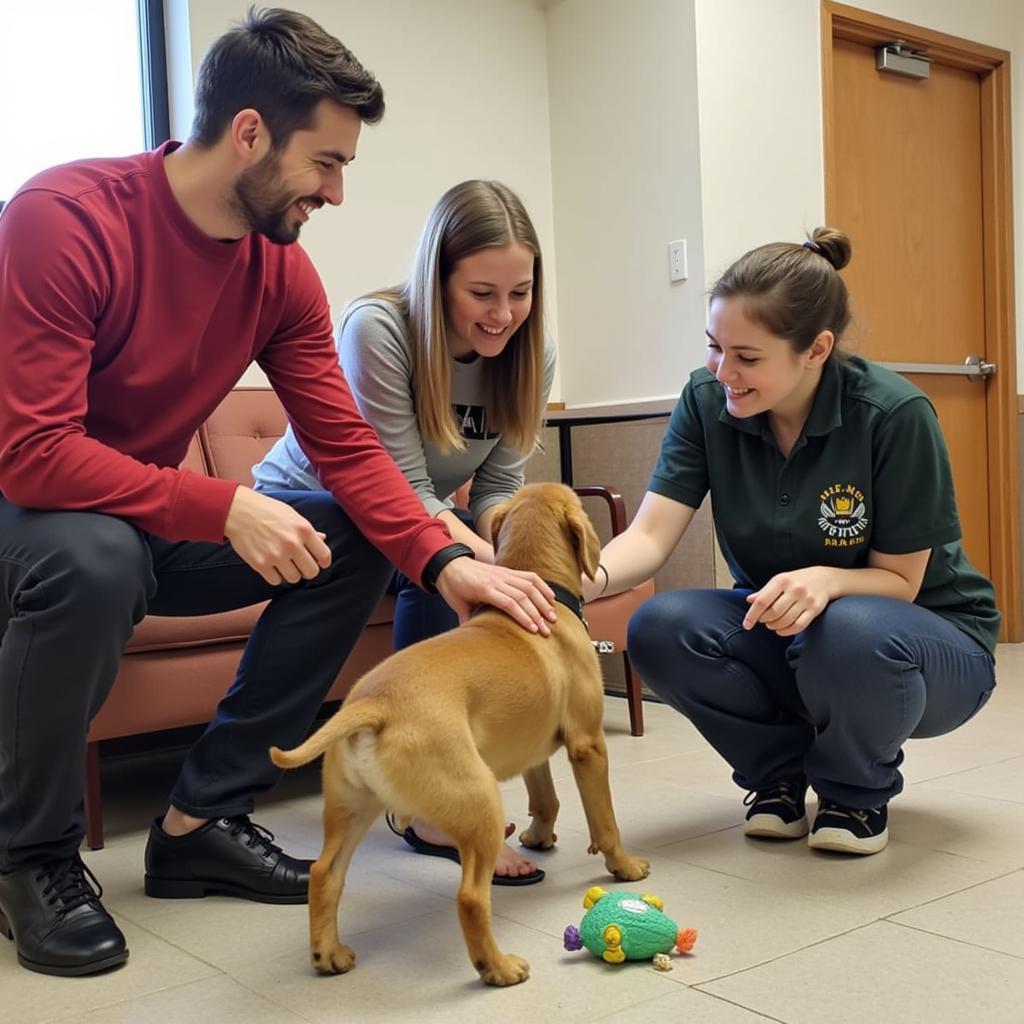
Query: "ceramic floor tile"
983 682 1024 713
228 908 677 1024
885 784 1024 867
913 755 1024 806
899 735 1023 785
0 919 217 1024
993 645 1024 681
653 811 1007 918
81 836 149 918
700 921 1024 1024
889 869 1024 958
648 747 756 801
592 987 779 1023
947 707 1024 755
45 974 310 1024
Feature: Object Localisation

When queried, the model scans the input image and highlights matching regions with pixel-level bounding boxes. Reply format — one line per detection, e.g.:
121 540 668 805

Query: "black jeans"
0 489 391 870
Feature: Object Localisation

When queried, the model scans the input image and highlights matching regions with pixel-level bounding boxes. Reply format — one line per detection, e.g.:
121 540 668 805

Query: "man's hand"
743 567 838 636
435 557 557 636
224 487 332 585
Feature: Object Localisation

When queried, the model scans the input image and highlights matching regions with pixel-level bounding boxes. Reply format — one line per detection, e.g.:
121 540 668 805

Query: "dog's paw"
611 856 651 882
477 953 530 987
312 943 356 975
519 826 557 850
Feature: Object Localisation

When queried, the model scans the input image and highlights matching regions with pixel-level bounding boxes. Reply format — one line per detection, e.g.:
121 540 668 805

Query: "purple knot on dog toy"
563 925 583 951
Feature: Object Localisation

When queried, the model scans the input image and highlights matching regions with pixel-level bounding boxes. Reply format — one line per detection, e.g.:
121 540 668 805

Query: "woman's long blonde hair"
368 180 546 454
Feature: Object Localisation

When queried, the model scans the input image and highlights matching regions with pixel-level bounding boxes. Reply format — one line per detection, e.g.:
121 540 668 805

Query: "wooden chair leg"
84 741 104 850
623 653 645 737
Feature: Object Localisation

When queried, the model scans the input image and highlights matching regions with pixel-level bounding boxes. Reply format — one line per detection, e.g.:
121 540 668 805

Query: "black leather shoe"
0 855 128 976
144 815 311 904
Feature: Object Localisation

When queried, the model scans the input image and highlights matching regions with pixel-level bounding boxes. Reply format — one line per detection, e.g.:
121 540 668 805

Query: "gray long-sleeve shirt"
253 296 556 523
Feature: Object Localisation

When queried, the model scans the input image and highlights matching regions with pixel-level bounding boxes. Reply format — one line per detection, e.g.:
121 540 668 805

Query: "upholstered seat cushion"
125 594 397 654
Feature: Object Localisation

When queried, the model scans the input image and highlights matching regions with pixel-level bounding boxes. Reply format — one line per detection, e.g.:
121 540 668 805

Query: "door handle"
877 355 995 381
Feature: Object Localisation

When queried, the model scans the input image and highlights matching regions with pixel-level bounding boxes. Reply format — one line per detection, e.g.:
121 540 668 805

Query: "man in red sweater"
0 9 554 978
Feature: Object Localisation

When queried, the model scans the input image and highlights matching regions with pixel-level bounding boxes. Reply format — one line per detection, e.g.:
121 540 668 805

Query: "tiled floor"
5 646 1024 1023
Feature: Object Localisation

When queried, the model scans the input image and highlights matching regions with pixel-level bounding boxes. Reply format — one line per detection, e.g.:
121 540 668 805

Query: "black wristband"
421 542 475 592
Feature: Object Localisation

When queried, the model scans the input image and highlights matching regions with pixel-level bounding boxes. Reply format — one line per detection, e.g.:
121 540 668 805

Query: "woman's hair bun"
807 227 851 271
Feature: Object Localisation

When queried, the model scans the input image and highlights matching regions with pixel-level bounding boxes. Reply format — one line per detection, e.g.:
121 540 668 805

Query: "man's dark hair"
191 7 384 149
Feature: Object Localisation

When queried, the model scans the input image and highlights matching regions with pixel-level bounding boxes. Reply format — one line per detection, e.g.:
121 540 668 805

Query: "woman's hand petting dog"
436 558 557 636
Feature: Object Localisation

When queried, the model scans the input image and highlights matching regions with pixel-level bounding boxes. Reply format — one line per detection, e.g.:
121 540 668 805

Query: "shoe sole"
17 948 129 976
144 875 308 904
744 814 809 839
1 907 129 976
808 826 889 855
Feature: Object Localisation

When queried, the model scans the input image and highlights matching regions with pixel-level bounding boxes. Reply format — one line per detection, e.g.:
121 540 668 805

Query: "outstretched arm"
581 491 696 602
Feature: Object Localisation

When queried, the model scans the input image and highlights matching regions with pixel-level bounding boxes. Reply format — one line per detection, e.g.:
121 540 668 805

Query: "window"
0 0 168 202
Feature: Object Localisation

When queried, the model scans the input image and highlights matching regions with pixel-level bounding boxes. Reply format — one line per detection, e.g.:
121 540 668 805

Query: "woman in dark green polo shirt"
585 228 999 855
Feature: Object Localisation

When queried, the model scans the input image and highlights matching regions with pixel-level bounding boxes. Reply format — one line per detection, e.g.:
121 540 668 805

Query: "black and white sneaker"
743 775 809 839
809 800 888 855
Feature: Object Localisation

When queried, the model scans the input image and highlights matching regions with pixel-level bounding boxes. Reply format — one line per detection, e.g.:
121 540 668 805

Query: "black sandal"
385 813 545 886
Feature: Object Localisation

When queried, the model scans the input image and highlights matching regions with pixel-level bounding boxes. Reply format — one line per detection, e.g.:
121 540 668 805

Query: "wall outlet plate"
669 239 688 282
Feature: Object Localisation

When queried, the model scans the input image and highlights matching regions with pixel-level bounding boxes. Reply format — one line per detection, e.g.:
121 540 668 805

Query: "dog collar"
469 582 588 631
547 582 587 628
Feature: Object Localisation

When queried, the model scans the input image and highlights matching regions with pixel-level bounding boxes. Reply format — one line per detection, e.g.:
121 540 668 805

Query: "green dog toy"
563 887 697 966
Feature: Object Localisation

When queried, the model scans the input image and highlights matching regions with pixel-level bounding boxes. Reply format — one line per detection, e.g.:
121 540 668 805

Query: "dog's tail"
269 702 384 770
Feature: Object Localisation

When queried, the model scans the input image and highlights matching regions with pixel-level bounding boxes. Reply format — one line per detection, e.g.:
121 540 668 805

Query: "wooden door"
830 38 989 571
823 2 1020 638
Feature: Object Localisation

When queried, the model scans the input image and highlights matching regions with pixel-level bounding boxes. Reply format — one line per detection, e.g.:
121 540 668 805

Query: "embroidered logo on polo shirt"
817 483 868 547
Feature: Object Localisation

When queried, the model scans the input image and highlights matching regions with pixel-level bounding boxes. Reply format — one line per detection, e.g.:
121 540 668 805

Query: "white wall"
545 0 707 406
167 1 1023 399
174 0 560 393
694 0 1024 390
693 1 825 289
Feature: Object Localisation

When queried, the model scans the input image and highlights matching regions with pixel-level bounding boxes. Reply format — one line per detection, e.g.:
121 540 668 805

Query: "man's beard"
231 152 319 245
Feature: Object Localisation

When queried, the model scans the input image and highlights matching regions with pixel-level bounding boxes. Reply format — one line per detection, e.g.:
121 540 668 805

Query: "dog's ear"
489 501 510 551
565 502 601 580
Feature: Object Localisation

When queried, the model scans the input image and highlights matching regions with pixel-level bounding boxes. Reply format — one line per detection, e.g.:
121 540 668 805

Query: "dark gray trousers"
0 490 391 870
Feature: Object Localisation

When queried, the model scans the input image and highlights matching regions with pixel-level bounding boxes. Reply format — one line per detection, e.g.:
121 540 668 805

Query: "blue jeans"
0 490 392 869
627 589 996 808
389 510 472 652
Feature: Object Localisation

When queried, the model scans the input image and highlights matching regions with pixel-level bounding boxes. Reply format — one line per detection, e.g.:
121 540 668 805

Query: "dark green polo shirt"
649 355 1000 654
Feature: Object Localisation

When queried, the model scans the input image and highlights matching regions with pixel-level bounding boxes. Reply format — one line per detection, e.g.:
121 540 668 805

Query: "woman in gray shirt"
254 180 555 883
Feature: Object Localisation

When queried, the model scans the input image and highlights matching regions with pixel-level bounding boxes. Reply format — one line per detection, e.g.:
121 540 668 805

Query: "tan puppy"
270 482 650 987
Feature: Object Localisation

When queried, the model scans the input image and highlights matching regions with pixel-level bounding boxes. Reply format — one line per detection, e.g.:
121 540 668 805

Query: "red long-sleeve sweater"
0 143 451 584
